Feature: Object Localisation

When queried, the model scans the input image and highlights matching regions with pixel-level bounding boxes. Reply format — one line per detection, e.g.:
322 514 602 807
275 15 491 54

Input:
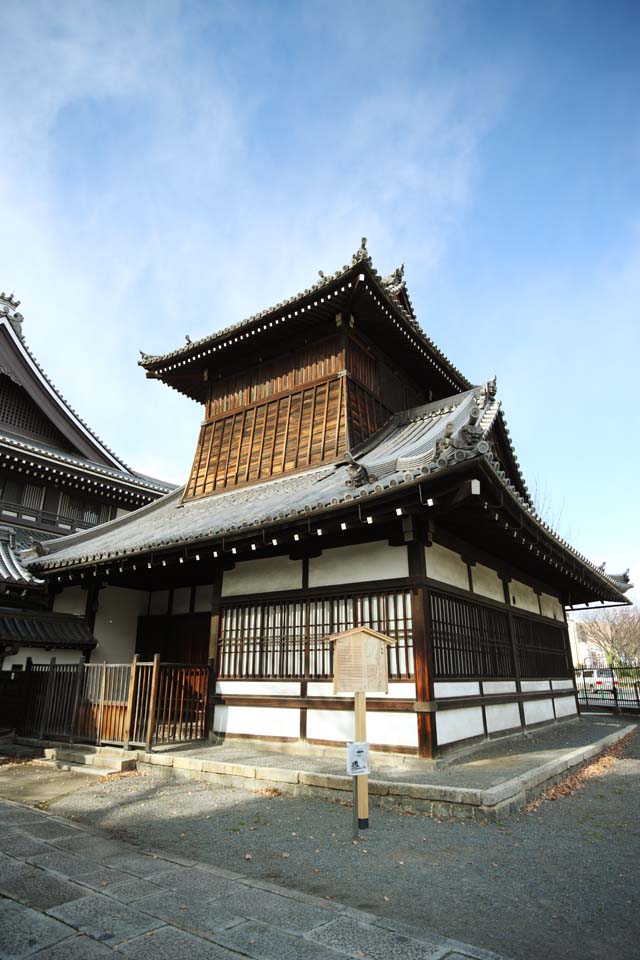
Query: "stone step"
42 747 136 773
33 758 124 778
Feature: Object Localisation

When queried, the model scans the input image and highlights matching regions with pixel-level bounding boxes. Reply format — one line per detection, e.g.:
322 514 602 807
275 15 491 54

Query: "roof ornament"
0 291 24 339
185 335 192 344
352 237 371 265
139 350 151 362
381 264 406 296
344 451 377 488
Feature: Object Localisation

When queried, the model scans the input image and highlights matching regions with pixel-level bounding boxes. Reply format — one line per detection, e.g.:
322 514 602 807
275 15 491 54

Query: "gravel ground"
49 719 640 960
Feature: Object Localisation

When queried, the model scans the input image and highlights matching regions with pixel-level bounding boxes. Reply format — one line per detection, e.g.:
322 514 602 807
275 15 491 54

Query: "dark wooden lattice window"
59 492 112 526
217 589 414 680
0 474 45 511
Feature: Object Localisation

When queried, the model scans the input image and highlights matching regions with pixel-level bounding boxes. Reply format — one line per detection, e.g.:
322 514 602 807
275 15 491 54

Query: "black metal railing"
575 666 640 713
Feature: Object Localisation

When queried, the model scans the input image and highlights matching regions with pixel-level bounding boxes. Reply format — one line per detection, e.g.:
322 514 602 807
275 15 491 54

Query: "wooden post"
39 657 56 741
408 540 437 758
502 577 526 731
69 661 85 744
96 661 107 746
122 655 138 749
207 569 223 740
146 653 161 752
354 691 369 829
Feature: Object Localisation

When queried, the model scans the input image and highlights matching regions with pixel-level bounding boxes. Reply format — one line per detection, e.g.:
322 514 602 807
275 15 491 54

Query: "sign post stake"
354 690 369 830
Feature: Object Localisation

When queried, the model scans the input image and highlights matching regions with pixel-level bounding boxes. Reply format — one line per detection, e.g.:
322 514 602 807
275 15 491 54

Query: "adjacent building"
0 292 174 668
22 243 631 755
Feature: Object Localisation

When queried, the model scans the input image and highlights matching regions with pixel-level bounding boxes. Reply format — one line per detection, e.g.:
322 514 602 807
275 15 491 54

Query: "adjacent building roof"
22 379 630 604
0 607 95 651
0 527 42 586
0 304 174 500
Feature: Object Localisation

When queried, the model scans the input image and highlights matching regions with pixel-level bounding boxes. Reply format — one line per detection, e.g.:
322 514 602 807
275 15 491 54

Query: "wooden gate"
11 656 212 750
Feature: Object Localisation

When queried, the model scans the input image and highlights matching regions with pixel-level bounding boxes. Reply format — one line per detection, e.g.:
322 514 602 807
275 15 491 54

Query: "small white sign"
346 741 369 777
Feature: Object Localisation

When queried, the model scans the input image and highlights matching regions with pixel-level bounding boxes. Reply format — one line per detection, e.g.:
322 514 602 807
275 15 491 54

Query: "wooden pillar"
407 540 436 758
207 567 223 740
502 577 526 731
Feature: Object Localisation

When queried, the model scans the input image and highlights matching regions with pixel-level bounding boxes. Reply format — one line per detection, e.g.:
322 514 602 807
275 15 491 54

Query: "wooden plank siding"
184 328 427 499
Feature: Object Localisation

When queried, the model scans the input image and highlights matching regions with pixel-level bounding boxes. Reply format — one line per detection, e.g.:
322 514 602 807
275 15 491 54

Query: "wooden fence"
3 656 211 751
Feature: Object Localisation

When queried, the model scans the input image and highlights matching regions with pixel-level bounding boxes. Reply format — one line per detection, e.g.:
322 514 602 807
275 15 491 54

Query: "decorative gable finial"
0 291 24 339
344 450 377 487
352 237 370 265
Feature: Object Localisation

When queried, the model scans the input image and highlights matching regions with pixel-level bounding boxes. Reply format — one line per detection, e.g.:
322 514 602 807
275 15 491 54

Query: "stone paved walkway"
0 798 509 960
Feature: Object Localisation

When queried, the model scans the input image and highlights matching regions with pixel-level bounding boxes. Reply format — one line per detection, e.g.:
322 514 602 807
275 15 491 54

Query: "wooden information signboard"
325 626 397 833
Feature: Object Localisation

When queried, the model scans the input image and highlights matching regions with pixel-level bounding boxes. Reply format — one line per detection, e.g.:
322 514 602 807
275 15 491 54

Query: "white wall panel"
308 541 408 588
485 702 520 733
93 587 148 663
222 556 302 597
4 648 82 669
53 586 86 616
194 585 214 612
521 680 551 692
472 564 505 603
306 709 355 743
436 707 484 745
172 586 191 615
216 681 301 696
510 580 539 614
305 681 416 700
214 705 300 738
483 681 517 694
149 590 169 615
434 681 480 698
551 679 574 690
554 696 578 717
523 698 555 725
425 542 469 590
540 593 564 620
366 712 418 748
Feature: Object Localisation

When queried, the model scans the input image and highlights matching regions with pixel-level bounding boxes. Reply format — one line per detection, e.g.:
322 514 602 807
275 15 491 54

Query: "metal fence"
575 666 640 713
3 655 212 750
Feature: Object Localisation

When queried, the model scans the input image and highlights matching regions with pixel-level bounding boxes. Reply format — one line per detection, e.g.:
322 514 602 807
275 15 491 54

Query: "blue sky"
1 0 638 600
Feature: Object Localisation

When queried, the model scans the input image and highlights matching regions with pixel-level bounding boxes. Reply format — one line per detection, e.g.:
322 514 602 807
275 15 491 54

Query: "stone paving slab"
46 893 163 945
0 796 511 960
117 925 239 960
215 919 344 960
0 897 71 959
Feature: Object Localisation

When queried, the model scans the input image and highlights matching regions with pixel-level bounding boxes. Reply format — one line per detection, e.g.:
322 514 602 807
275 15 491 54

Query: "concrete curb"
136 723 636 821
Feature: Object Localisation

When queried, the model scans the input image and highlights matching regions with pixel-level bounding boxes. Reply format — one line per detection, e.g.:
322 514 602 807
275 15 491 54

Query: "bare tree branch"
577 607 640 665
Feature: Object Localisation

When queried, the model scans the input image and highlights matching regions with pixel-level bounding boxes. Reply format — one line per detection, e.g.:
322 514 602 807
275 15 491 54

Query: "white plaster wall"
213 705 300 738
149 591 169 616
366 712 419 748
53 586 86 616
434 681 480 698
521 680 551 692
485 703 521 733
216 681 301 696
425 542 469 590
222 556 302 597
436 706 484 745
305 681 416 700
306 709 355 743
554 696 578 718
552 679 574 690
482 681 517 694
308 541 408 588
472 564 505 603
173 586 191 615
3 648 82 670
194 585 214 612
540 593 564 620
510 580 539 614
93 587 148 663
523 698 555 725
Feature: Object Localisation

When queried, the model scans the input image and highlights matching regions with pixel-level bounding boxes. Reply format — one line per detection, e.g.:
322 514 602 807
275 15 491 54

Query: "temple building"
0 292 174 668
22 242 631 756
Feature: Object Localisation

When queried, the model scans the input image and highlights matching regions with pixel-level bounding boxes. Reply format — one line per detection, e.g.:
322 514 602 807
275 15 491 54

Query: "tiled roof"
0 607 95 650
0 429 175 497
139 240 471 394
0 526 42 586
22 380 630 603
